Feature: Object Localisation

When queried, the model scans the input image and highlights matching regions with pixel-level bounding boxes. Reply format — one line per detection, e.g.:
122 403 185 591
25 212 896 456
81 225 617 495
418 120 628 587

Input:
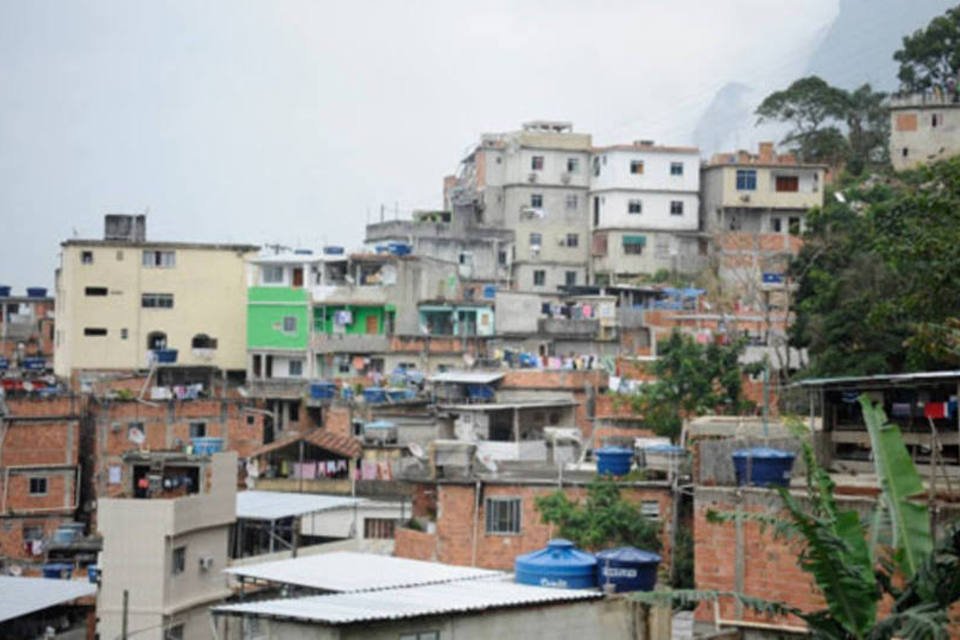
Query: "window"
142 250 175 268
81 251 93 264
166 624 184 640
282 316 297 333
641 500 660 520
84 327 107 337
529 232 542 247
565 194 578 210
566 157 580 172
29 477 47 495
623 235 645 255
262 266 284 284
85 286 108 296
288 359 303 377
142 293 174 309
189 422 206 439
670 201 684 215
902 147 909 158
147 331 167 350
533 270 546 287
565 233 579 248
400 633 439 640
628 200 642 214
497 250 507 265
191 334 218 349
530 193 543 208
789 217 802 235
116 250 124 261
565 271 577 287
629 160 644 175
592 157 601 177
458 252 472 265
246 415 256 426
172 546 186 575
670 162 684 176
775 175 799 192
289 401 300 422
932 114 940 127
120 328 128 340
736 169 757 190
364 518 397 539
485 497 521 534
531 155 544 170
771 217 782 233
23 525 44 541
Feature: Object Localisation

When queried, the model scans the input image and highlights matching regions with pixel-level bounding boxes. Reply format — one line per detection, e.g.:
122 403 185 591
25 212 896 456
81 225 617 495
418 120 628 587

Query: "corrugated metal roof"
212 577 600 625
236 491 362 521
796 370 960 388
0 576 96 622
429 371 505 385
224 551 503 592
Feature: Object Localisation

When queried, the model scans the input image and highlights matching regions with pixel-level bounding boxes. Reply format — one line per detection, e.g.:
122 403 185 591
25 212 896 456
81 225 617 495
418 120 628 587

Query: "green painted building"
247 287 310 350
313 305 395 336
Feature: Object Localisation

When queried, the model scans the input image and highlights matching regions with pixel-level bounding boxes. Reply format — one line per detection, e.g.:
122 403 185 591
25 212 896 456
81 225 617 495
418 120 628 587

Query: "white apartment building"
588 142 703 282
889 92 960 171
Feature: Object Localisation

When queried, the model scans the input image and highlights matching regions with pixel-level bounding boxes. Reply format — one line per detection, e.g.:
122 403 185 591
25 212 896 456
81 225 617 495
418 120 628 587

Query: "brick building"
0 395 84 572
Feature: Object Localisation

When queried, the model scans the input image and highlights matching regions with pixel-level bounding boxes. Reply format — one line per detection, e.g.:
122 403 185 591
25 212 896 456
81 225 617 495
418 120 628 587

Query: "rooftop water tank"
363 387 388 404
0 286 10 297
42 563 73 579
310 381 337 400
596 547 661 593
152 349 178 364
26 287 47 298
515 539 597 589
363 420 397 444
596 447 633 476
732 447 795 488
323 246 345 255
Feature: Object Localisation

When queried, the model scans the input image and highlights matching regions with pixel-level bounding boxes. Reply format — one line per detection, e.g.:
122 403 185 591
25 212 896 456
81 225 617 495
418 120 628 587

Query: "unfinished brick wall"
394 527 437 561
324 404 353 439
428 482 673 571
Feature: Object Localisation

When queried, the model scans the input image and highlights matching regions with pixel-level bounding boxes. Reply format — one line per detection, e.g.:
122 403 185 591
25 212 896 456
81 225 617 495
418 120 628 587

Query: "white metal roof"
224 551 503 592
236 491 363 521
429 371 505 385
0 576 96 622
213 577 600 625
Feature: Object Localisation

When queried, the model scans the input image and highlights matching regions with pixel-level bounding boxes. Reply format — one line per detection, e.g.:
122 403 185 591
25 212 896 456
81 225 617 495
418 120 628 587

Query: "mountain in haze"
693 0 956 156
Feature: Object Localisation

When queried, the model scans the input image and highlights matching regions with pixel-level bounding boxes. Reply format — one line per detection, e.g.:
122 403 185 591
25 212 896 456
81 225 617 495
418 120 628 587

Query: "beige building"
54 215 258 377
890 92 960 171
97 451 237 640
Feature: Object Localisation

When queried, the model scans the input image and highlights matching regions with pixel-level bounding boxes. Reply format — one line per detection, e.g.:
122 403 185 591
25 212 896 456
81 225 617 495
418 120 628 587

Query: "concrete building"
890 92 960 171
55 215 258 377
0 286 54 367
453 121 593 293
97 451 237 640
589 141 705 282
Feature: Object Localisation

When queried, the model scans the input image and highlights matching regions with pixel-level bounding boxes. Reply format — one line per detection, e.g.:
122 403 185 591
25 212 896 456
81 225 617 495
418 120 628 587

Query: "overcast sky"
0 0 926 290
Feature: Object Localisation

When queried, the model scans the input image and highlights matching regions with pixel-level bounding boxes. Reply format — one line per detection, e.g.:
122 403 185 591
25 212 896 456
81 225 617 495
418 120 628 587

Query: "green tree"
894 5 960 93
628 331 759 441
637 399 960 639
534 478 661 553
755 76 888 173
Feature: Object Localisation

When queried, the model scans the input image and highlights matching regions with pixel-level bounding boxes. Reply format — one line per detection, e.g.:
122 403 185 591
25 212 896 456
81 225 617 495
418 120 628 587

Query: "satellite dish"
407 443 425 460
128 427 146 445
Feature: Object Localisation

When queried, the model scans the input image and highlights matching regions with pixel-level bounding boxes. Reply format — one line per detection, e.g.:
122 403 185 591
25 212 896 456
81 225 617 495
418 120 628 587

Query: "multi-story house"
455 121 593 293
701 143 825 296
889 92 960 171
54 214 258 378
588 141 704 283
0 286 54 368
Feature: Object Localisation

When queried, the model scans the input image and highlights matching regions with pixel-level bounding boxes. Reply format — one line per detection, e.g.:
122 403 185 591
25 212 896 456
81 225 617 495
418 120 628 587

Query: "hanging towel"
924 402 947 419
890 402 912 418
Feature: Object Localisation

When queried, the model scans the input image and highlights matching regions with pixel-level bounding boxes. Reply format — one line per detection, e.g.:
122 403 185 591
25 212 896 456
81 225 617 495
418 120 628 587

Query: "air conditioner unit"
560 172 572 184
740 194 751 203
199 555 214 571
527 173 538 183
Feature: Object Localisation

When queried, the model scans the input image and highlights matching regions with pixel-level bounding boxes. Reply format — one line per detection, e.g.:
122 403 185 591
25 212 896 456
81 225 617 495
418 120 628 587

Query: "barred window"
485 497 521 534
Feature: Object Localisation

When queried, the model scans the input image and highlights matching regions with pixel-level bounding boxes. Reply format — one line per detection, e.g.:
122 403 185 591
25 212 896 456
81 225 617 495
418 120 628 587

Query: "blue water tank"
596 547 661 593
310 381 337 400
363 387 388 404
293 248 313 255
386 388 415 402
42 563 73 579
153 349 178 364
0 286 10 297
515 539 597 589
191 437 225 456
388 242 412 256
596 447 633 476
482 284 497 299
26 287 47 298
323 246 345 255
732 447 796 487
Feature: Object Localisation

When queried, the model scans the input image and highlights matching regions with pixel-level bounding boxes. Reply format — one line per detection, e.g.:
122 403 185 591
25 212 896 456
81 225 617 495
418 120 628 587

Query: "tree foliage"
627 331 760 441
755 76 888 174
534 478 660 553
790 157 960 376
894 5 960 93
636 401 960 639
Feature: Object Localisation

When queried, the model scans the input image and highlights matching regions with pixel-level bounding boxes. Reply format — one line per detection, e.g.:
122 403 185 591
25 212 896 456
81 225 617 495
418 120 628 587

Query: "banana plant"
634 396 959 640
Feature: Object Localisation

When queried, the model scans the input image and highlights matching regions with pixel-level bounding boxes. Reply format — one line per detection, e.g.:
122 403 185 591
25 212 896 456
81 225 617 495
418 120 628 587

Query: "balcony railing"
311 333 390 354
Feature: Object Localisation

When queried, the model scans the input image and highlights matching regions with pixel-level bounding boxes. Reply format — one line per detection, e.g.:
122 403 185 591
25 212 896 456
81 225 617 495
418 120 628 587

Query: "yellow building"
54 215 258 377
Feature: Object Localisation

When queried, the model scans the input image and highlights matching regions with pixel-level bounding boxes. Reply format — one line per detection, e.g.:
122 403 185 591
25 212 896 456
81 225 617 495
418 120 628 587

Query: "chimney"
758 142 774 163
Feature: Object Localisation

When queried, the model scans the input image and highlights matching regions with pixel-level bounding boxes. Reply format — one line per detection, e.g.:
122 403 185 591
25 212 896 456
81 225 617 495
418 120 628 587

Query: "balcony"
476 440 548 462
311 333 390 354
246 378 308 399
537 317 599 338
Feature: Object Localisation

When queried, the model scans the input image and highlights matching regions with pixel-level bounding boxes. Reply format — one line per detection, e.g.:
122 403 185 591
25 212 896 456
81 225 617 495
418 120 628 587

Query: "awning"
236 491 362 521
622 235 647 246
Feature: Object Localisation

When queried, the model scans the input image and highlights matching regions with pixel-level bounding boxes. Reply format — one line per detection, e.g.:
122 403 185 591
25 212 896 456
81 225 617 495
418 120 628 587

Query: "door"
265 355 273 378
365 314 379 334
292 268 304 288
